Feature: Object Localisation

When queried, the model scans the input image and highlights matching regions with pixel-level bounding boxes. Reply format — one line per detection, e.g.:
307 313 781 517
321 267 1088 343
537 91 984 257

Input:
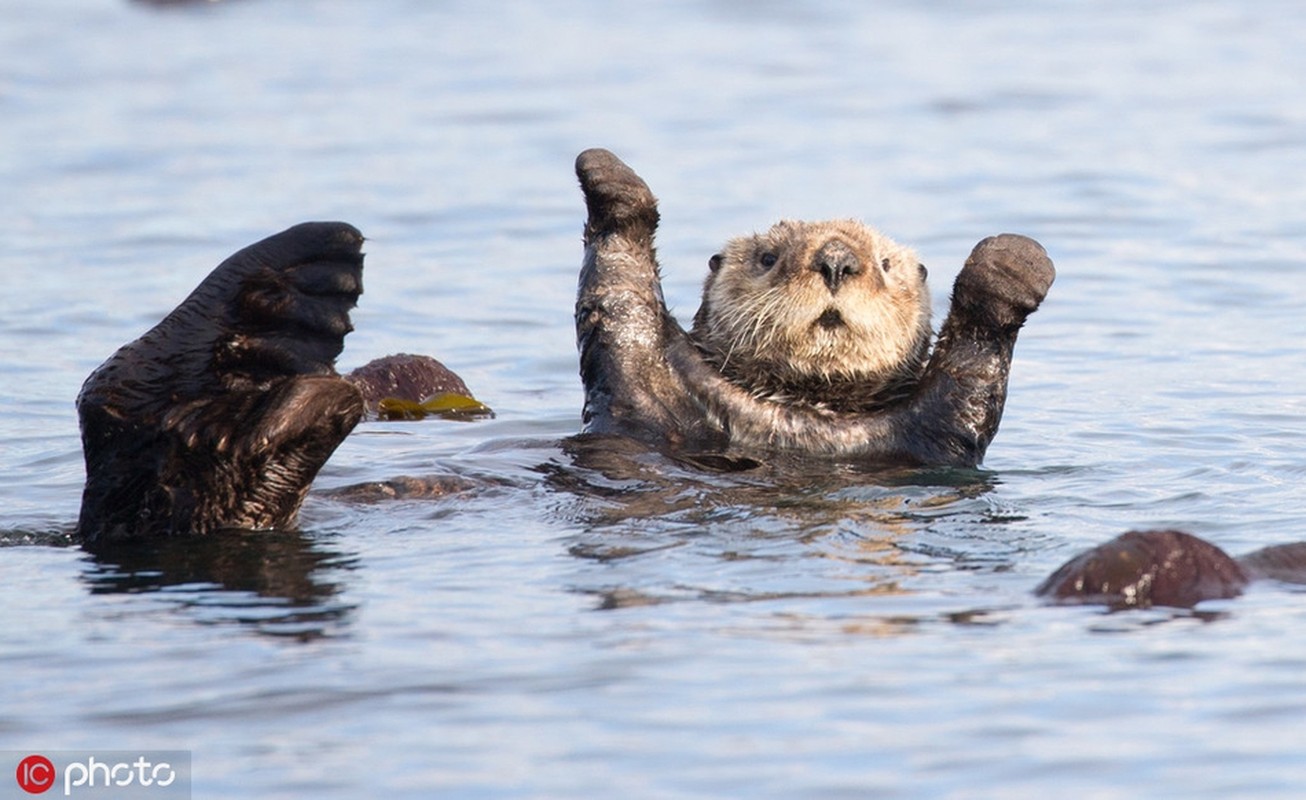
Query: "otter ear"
918 263 928 280
708 254 723 273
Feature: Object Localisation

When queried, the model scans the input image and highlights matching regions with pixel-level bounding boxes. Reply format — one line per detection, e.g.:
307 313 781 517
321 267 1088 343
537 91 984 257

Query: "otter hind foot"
76 222 369 546
215 222 365 383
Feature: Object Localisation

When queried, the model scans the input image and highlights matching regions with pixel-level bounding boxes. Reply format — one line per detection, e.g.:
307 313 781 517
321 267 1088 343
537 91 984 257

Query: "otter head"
689 219 931 411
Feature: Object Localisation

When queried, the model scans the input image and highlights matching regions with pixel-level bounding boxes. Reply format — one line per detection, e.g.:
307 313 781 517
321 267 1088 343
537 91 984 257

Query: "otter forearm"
890 326 1017 466
893 234 1054 466
576 237 722 448
574 149 710 446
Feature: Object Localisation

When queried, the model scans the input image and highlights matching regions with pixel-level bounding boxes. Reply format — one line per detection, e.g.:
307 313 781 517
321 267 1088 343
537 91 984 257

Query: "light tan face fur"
691 219 931 392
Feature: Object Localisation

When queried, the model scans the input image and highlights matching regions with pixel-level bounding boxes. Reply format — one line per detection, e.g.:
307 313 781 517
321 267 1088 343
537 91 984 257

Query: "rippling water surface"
6 1 1306 796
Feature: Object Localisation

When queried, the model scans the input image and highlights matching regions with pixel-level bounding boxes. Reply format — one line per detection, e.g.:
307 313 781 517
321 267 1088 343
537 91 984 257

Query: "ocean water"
4 0 1306 797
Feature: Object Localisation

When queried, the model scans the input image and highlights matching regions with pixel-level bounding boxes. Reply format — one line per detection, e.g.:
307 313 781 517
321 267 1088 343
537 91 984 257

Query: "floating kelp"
376 392 494 421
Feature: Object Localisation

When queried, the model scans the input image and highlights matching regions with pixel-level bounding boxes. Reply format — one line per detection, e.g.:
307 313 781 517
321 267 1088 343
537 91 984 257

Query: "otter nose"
813 240 861 293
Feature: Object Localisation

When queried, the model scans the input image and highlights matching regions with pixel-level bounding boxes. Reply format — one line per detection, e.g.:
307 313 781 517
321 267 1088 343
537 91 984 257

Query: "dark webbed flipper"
573 148 1053 466
76 222 366 546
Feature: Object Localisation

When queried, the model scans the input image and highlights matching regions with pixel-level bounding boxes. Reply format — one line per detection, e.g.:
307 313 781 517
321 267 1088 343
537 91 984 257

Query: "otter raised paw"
574 148 1054 466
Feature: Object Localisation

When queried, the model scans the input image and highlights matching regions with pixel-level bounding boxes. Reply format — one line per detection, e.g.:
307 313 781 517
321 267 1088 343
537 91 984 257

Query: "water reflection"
547 434 1007 616
80 529 359 640
548 433 1000 525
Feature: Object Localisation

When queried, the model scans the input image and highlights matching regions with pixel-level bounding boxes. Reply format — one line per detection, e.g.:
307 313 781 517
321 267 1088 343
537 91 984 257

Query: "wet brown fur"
690 220 931 412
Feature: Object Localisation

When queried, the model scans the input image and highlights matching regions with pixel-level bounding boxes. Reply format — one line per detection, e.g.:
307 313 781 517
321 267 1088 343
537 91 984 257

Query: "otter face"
690 219 931 409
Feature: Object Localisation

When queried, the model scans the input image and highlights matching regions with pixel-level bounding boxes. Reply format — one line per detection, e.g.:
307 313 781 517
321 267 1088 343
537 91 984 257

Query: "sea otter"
575 147 1054 465
75 222 479 547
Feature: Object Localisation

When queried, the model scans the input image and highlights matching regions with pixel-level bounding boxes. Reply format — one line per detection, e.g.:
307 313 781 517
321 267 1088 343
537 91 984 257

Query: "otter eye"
708 254 723 273
759 252 778 269
881 258 892 272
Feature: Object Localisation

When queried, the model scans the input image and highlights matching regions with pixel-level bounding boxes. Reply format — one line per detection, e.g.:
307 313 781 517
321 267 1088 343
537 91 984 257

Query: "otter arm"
575 148 728 450
76 222 366 546
885 234 1055 465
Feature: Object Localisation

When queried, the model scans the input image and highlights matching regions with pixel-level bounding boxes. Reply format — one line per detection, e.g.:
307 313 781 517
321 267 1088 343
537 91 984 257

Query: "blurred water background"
4 0 1306 796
